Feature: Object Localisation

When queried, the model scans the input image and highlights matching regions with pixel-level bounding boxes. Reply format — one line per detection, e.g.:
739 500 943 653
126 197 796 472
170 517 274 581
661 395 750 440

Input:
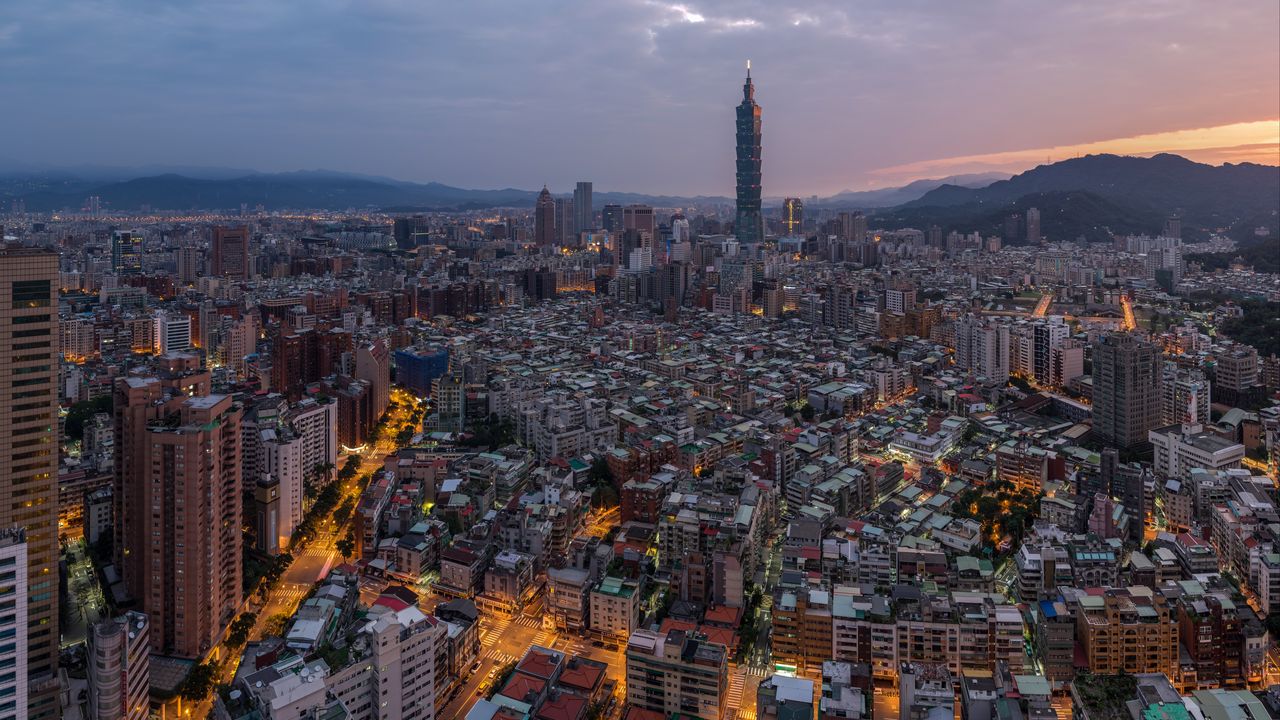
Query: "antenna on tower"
746 59 751 77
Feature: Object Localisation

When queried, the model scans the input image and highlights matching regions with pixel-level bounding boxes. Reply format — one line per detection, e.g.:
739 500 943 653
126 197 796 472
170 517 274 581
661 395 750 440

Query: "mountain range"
0 163 1004 213
1 154 1276 245
877 153 1279 244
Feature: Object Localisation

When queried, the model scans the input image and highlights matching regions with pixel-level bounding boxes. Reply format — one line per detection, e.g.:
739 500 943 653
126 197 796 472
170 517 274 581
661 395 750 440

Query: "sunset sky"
0 0 1276 195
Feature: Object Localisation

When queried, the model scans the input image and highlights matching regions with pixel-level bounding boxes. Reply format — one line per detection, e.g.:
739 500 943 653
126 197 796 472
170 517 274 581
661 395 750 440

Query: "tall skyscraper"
554 197 575 246
601 203 624 234
1091 333 1161 450
534 186 556 247
0 247 60 718
1026 207 1041 243
734 61 763 245
782 197 803 236
573 181 594 233
111 230 144 274
623 205 655 245
211 225 250 280
114 354 243 658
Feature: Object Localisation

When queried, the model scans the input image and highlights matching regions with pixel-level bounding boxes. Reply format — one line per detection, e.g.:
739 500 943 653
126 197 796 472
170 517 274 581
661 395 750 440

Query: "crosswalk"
479 616 512 648
725 672 745 716
511 616 543 630
740 665 770 677
489 651 519 667
531 629 554 648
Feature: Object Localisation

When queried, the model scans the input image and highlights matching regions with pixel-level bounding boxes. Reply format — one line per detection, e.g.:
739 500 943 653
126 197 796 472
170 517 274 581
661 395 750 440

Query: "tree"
799 403 816 421
262 613 291 637
587 457 613 486
226 612 258 649
64 395 114 442
337 531 357 560
180 661 218 702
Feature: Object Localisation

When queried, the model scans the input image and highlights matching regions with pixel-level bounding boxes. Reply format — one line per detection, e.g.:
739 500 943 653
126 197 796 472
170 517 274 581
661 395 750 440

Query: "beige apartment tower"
0 247 61 719
114 354 243 657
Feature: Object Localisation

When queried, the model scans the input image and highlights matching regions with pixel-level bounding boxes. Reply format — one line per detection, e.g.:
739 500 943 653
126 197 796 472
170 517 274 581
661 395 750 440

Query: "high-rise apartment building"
0 247 60 719
87 612 151 720
1032 318 1069 385
534 187 556 247
734 63 763 245
782 197 803 236
573 181 593 233
111 230 144 274
1025 207 1041 243
626 628 727 720
1091 333 1161 450
114 354 243 657
1076 588 1178 677
954 317 1010 384
211 225 250 281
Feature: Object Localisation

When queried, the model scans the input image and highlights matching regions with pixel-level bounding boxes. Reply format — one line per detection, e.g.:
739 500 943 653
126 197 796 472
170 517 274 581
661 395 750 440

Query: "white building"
0 531 27 716
87 612 151 720
1150 424 1245 479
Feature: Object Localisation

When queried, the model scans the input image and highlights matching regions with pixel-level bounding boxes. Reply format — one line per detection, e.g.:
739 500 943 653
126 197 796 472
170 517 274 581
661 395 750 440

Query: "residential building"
87 612 151 720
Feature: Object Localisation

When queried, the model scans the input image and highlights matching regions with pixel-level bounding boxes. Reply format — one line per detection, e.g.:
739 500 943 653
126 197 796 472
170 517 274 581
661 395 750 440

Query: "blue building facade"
393 347 449 398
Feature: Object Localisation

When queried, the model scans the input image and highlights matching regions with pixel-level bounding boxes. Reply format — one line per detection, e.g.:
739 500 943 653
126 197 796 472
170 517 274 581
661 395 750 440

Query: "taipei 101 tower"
735 60 763 245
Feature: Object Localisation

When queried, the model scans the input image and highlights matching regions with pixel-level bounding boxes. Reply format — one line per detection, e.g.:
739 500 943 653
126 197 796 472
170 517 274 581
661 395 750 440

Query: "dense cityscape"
0 23 1278 720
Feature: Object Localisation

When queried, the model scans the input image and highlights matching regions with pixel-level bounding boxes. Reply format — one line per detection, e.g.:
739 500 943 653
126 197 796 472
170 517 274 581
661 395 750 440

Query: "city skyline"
0 1 1276 196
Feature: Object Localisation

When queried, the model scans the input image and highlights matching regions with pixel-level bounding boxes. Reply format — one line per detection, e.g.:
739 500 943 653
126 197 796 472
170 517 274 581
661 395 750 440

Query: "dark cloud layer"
1 0 1276 194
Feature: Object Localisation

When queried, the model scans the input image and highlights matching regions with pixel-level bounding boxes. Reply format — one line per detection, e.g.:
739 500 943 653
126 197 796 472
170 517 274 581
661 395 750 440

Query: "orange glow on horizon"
870 119 1280 182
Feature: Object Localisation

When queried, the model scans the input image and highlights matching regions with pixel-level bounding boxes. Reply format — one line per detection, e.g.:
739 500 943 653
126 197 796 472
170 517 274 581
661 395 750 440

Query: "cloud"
0 0 1274 195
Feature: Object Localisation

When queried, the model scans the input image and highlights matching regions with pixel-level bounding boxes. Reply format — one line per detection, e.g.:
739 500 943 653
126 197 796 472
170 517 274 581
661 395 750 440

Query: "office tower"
1026 207 1041 243
0 244 59 712
114 355 243 658
1091 333 1161 450
734 61 763 245
1163 213 1182 240
111 230 144 274
671 214 690 243
601 204 624 233
0 248 59 718
553 197 575 246
393 215 432 249
782 197 803 236
87 612 151 720
573 181 593 233
211 225 250 280
534 186 556 247
623 204 655 241
153 311 192 353
0 531 28 717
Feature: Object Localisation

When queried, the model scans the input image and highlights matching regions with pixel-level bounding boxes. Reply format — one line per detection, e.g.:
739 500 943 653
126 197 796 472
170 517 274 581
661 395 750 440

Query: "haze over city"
1 0 1277 195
